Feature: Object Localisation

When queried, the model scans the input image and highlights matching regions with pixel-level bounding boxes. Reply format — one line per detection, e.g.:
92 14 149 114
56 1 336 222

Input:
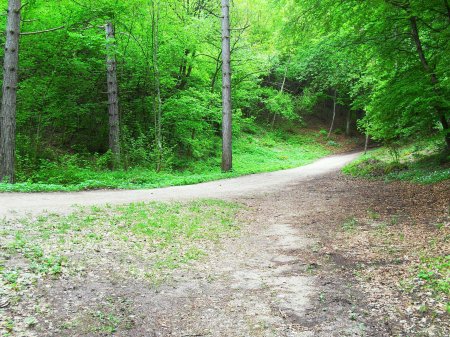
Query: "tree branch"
20 25 65 36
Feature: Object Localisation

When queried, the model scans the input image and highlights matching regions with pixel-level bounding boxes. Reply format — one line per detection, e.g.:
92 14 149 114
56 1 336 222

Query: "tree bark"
410 16 450 150
0 0 21 183
221 0 232 172
152 1 163 172
105 22 121 168
327 89 337 139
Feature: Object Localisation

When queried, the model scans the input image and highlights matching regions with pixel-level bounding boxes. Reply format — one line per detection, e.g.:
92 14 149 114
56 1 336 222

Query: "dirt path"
0 152 359 218
2 153 448 336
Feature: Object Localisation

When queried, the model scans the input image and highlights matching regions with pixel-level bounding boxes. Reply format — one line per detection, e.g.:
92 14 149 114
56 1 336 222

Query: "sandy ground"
0 152 359 218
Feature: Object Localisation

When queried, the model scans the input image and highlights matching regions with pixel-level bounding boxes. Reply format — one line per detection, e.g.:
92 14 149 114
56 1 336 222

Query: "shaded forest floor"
1 165 448 336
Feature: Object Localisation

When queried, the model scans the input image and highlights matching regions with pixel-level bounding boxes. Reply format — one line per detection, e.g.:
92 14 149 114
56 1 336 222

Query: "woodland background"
0 0 448 189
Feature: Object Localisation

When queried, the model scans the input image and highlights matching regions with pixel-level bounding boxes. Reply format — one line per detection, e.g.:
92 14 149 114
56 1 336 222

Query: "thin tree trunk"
0 0 21 183
364 131 369 155
105 22 121 168
345 110 351 136
152 1 163 172
410 16 450 150
221 0 232 172
271 63 288 128
327 89 337 139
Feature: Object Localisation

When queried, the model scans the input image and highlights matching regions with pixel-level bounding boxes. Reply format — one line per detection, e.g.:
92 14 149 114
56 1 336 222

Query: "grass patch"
343 140 450 184
0 199 241 335
1 199 240 281
417 255 449 300
0 128 331 192
342 217 358 231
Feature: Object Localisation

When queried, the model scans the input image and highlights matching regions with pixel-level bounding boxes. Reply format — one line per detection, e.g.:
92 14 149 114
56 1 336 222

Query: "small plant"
367 210 380 220
418 305 428 313
417 255 449 295
319 129 328 137
24 316 38 328
342 217 358 231
435 223 444 230
3 317 15 333
390 215 399 226
92 311 121 334
327 140 340 147
3 270 20 285
375 222 388 231
319 292 326 302
306 263 318 273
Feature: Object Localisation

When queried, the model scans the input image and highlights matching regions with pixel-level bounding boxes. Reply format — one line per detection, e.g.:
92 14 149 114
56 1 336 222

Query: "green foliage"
277 0 450 148
1 0 447 185
0 127 330 192
342 217 358 232
417 255 450 296
343 140 450 184
260 87 297 121
6 235 66 276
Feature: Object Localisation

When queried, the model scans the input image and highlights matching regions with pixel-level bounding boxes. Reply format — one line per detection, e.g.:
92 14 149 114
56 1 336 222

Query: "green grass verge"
343 141 450 184
0 129 331 192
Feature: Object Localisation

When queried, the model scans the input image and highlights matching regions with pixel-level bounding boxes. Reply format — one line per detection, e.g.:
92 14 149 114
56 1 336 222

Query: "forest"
0 1 449 336
0 0 447 189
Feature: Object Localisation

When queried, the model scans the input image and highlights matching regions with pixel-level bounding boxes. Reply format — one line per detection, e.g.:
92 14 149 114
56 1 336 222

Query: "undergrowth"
343 140 450 184
0 127 332 192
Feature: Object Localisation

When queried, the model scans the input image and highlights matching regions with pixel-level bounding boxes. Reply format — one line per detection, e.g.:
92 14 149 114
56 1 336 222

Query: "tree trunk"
409 16 450 150
271 62 288 128
152 1 163 172
327 89 337 139
105 22 121 168
345 110 351 136
364 131 369 155
0 0 21 183
221 0 232 172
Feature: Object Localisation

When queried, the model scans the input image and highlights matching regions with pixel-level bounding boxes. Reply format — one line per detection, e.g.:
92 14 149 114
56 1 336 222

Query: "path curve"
0 152 360 218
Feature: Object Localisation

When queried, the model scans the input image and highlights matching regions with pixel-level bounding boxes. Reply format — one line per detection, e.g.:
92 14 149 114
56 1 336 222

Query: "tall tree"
105 21 121 167
0 0 21 183
408 14 450 150
221 0 232 172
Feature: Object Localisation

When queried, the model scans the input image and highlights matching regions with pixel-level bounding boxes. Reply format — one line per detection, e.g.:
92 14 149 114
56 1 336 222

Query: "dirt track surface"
2 153 448 336
0 152 359 218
